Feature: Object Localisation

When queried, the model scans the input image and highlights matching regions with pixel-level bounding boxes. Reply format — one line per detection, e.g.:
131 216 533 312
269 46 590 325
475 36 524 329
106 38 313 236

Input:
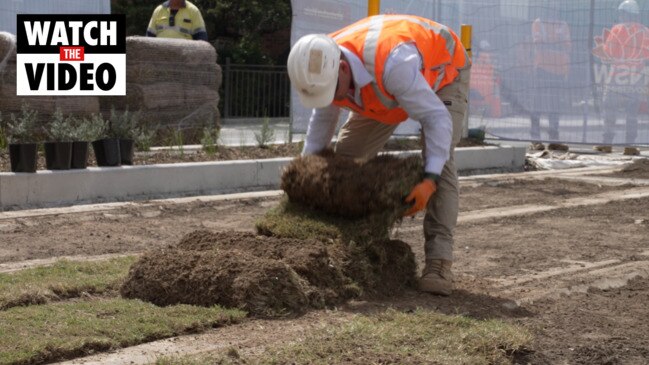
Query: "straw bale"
99 94 127 111
0 32 16 64
134 82 185 110
0 32 16 86
101 83 218 112
126 62 221 87
100 92 129 111
184 85 219 108
100 83 185 110
0 84 56 114
138 104 219 130
126 36 217 65
54 96 100 115
0 61 17 85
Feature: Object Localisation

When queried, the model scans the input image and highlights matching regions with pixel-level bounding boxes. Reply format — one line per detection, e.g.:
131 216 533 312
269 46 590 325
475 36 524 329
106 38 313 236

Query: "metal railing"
221 59 291 121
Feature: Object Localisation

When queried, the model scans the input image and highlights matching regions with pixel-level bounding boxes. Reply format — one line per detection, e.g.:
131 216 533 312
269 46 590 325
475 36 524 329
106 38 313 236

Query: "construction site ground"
2 163 649 364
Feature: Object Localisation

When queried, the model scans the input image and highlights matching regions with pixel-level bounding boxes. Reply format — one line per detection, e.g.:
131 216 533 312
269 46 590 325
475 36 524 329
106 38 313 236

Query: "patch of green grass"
256 199 393 245
0 257 137 310
159 309 530 365
0 298 245 365
266 309 530 365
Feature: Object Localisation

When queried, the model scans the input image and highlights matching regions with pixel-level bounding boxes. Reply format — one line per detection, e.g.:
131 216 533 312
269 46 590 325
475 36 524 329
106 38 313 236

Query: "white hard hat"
287 34 341 109
619 0 640 14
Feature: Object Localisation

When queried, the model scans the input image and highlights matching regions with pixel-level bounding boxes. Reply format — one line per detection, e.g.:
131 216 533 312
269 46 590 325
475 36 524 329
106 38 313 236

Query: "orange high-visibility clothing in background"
329 15 471 125
603 22 649 70
471 51 502 117
531 19 572 77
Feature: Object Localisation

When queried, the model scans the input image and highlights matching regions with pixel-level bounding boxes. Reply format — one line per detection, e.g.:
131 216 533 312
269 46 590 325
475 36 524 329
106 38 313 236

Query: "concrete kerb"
0 146 525 210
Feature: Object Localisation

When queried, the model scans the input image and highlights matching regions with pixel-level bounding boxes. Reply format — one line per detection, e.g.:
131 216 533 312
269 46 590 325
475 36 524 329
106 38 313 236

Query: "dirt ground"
2 173 649 364
598 158 649 179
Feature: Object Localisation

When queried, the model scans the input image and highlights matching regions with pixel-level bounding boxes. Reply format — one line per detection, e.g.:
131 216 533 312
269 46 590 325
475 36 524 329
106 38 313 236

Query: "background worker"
287 14 471 296
470 39 502 118
529 5 572 150
146 0 208 41
592 0 648 149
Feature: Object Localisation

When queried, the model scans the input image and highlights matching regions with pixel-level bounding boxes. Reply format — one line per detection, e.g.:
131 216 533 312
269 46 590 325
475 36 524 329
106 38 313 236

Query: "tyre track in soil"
503 257 649 303
458 171 649 306
7 167 649 364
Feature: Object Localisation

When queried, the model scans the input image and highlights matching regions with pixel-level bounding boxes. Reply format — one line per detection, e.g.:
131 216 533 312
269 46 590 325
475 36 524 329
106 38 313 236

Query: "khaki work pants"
335 67 470 262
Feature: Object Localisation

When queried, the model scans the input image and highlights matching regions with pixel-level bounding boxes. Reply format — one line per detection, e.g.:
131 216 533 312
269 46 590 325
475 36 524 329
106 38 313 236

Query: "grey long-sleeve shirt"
302 43 452 175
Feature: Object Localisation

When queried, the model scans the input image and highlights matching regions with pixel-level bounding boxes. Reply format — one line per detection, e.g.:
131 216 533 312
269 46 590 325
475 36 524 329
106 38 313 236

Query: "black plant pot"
119 139 135 165
44 141 73 170
71 141 89 169
92 138 121 167
9 143 38 173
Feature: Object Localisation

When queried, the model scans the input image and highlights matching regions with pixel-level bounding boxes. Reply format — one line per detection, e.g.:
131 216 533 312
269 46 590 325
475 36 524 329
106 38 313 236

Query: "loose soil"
598 158 649 179
121 230 415 316
459 177 629 212
3 172 649 364
527 276 649 364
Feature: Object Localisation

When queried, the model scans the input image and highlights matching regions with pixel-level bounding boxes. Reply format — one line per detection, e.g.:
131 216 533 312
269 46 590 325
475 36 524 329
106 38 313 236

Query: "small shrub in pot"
0 112 8 151
68 114 105 169
108 107 141 165
7 103 39 173
90 113 121 167
43 108 74 170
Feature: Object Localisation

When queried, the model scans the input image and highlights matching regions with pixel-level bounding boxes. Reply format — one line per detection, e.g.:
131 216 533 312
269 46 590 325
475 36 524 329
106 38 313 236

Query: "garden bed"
0 138 487 172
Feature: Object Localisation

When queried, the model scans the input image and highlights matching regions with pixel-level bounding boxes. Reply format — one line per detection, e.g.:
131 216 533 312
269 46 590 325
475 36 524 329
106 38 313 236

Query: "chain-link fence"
221 59 291 123
4 1 649 146
290 0 649 146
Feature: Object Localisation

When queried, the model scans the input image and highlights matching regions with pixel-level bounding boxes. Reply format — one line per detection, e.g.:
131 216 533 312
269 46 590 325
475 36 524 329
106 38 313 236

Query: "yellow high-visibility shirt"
146 1 207 40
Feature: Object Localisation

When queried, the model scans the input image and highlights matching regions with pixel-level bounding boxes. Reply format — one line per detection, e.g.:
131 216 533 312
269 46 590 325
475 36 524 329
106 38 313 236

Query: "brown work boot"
418 259 454 296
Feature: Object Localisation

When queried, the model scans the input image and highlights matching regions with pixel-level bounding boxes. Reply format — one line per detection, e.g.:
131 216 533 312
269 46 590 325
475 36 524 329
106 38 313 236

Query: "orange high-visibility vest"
472 52 498 98
531 19 572 77
329 15 470 125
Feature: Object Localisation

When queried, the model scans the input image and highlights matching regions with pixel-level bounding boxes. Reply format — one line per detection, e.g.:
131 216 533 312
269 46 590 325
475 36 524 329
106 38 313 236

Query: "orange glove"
404 178 437 217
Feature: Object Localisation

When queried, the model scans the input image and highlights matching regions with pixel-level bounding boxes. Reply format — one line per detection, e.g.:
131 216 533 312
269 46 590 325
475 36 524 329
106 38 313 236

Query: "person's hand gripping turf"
403 175 437 217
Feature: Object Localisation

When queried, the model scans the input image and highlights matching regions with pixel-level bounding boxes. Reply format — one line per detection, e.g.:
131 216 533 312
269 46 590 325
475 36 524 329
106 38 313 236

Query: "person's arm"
146 7 159 37
383 44 453 216
191 8 208 41
383 45 452 177
302 104 341 155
